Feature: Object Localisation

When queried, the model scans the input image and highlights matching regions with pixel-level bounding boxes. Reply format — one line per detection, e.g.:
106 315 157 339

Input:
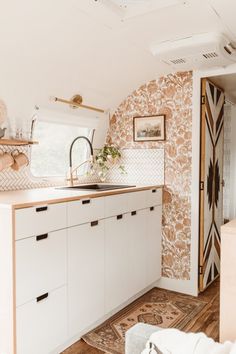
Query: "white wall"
224 103 232 220
229 105 236 219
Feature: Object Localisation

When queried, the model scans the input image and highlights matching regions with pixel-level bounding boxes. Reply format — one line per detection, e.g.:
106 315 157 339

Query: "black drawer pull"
150 207 155 211
36 206 48 212
91 220 98 227
152 189 157 193
117 214 123 220
36 234 48 241
131 211 137 216
36 293 48 302
82 199 90 205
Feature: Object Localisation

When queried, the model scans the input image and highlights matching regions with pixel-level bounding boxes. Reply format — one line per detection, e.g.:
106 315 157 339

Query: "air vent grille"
203 52 218 59
170 58 186 64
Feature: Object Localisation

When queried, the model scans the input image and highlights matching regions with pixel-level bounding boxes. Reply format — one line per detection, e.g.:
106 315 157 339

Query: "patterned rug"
82 287 209 354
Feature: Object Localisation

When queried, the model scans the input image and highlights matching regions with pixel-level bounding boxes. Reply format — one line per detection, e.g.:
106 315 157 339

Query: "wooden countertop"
0 184 163 209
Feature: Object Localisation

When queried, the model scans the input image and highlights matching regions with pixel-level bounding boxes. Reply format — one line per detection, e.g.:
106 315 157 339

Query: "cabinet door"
16 229 67 306
15 203 67 240
17 286 67 354
127 209 147 296
105 214 130 313
68 220 105 336
147 205 162 284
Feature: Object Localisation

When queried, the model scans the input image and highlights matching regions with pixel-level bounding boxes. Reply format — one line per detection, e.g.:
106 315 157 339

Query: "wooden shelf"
0 139 38 146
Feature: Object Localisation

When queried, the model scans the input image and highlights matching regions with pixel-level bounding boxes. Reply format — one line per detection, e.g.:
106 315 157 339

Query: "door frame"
199 78 224 292
191 64 236 296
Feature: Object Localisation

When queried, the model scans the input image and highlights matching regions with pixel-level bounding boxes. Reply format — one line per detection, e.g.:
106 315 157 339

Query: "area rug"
82 287 209 354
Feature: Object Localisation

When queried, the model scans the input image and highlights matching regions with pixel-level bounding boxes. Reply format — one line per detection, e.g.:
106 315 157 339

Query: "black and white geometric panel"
201 80 224 290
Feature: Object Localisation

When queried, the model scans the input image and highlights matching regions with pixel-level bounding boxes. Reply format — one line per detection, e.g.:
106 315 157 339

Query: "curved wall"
107 71 193 280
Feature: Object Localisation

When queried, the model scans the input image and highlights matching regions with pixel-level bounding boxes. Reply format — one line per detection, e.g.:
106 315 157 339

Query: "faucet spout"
69 135 94 186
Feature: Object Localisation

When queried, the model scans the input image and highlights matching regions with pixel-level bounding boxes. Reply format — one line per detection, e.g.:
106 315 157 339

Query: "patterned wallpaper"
107 71 193 280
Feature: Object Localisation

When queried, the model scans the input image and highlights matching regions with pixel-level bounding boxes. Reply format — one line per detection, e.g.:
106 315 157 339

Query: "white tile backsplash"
0 146 164 191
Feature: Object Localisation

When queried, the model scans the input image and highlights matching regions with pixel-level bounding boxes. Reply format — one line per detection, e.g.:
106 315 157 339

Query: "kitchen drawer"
16 229 67 307
15 203 67 240
146 188 162 207
67 197 104 227
16 286 67 354
127 191 147 212
104 193 129 217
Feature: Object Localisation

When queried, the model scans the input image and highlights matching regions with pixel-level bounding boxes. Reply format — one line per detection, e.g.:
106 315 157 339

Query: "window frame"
30 115 94 181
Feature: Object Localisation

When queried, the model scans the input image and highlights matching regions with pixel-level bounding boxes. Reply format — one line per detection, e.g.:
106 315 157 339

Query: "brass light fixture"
51 94 105 113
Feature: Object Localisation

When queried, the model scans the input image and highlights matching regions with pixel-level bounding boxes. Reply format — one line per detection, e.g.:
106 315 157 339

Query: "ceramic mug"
0 150 14 172
11 150 29 171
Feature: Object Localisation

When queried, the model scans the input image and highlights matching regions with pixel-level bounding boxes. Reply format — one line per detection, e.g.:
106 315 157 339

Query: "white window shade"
30 106 109 178
35 107 109 149
35 107 102 129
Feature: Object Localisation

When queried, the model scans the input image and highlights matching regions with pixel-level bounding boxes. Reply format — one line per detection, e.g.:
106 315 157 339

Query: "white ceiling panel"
209 0 236 39
0 0 235 120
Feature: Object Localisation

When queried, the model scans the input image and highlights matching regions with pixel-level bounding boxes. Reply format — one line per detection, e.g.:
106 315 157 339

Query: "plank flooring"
62 279 219 354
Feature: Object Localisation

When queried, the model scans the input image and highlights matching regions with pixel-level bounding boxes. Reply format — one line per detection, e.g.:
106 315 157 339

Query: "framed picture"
133 114 165 142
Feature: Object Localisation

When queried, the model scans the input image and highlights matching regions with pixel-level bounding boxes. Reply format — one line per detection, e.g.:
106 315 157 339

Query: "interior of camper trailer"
1 1 236 353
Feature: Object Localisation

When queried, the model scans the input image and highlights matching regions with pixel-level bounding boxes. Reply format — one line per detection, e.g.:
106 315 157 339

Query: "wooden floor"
62 279 219 354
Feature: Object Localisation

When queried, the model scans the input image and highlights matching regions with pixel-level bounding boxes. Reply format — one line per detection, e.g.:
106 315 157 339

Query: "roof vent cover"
151 33 236 70
203 52 218 59
170 58 186 64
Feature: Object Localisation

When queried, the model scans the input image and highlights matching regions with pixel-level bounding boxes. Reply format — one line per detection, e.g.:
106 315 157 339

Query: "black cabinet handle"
131 211 137 216
150 207 155 211
91 220 98 227
36 293 48 302
117 214 123 220
36 206 48 212
36 234 48 241
82 200 90 205
152 189 157 193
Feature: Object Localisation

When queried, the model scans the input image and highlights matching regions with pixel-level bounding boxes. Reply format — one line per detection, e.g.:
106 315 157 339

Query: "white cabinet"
68 197 104 227
146 188 162 207
16 229 67 306
68 220 105 336
105 207 159 314
15 203 67 240
127 209 147 295
105 213 131 313
147 206 162 284
104 193 129 217
128 191 147 211
16 286 67 354
104 190 147 218
3 187 162 354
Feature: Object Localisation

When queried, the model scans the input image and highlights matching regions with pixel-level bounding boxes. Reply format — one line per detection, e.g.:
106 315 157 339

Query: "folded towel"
141 329 236 354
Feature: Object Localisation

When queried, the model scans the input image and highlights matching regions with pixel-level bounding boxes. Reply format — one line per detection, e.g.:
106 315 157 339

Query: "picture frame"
133 114 166 142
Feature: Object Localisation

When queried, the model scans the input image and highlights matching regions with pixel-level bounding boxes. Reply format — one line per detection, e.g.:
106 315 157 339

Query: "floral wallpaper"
107 71 193 280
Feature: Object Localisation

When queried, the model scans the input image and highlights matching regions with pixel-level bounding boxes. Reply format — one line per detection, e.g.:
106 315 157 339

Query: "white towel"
141 329 236 354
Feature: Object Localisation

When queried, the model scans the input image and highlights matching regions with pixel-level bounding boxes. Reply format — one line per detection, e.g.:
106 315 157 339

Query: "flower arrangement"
91 145 125 181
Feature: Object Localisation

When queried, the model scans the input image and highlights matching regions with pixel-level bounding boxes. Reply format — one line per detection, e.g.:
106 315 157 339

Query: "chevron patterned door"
199 78 224 292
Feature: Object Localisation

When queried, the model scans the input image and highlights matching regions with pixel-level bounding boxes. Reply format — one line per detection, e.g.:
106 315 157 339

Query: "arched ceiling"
0 0 235 121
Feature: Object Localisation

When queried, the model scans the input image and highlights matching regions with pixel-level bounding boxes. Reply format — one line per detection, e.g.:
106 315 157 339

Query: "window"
31 120 92 178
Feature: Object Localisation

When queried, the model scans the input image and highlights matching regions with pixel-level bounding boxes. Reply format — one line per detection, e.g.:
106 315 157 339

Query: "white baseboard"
156 276 198 296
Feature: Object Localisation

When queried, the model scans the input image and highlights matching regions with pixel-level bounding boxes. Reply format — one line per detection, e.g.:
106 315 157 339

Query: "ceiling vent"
151 33 236 70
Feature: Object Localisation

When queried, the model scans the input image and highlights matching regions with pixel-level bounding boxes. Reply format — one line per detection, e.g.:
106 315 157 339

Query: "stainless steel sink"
57 184 136 191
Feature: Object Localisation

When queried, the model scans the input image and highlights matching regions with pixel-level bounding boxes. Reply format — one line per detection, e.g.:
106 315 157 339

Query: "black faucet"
69 135 94 186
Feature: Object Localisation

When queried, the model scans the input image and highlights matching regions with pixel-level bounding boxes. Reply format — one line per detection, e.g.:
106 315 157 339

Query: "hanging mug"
0 149 14 172
11 149 29 171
